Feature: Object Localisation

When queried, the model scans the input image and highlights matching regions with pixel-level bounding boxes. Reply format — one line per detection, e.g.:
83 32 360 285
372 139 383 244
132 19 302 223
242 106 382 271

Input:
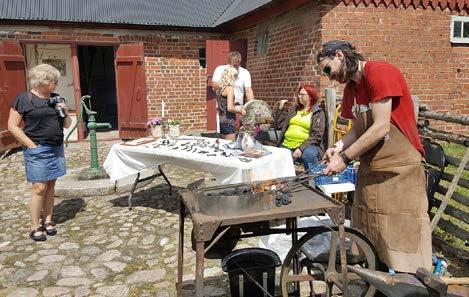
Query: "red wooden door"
206 40 229 131
115 43 148 139
205 39 248 131
0 41 26 151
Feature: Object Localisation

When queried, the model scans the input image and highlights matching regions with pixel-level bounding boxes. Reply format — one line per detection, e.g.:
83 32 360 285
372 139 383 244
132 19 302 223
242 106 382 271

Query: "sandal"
44 221 57 236
29 227 46 241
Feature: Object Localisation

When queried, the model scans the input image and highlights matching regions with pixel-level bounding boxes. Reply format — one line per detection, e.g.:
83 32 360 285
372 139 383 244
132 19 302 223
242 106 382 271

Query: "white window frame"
256 31 269 54
450 16 469 44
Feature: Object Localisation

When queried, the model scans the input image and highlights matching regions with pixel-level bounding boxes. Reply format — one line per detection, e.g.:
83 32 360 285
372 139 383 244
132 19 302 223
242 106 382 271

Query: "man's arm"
324 98 392 175
244 69 254 101
342 98 392 160
211 66 223 91
245 87 254 102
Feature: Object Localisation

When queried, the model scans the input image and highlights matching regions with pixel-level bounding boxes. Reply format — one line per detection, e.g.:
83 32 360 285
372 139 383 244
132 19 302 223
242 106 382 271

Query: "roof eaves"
0 17 215 29
212 0 274 27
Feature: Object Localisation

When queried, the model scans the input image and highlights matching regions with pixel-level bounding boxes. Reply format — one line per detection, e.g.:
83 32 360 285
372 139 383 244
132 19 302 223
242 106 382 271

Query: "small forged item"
238 157 252 162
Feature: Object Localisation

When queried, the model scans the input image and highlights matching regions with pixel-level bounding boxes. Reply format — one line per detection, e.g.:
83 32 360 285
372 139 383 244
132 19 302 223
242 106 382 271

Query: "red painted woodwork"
205 39 248 131
71 45 84 141
205 40 229 131
0 41 26 152
115 43 149 139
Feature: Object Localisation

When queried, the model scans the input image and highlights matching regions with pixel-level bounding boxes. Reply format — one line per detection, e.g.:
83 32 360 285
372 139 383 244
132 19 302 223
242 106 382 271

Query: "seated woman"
215 66 245 140
277 84 326 169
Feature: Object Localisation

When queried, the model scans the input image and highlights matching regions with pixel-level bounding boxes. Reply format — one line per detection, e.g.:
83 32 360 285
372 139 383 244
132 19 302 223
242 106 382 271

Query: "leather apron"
351 103 432 273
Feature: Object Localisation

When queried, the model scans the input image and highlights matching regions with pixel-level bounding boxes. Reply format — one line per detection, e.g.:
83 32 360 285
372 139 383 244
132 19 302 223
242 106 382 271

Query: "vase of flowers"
147 117 163 138
168 119 181 138
240 124 257 151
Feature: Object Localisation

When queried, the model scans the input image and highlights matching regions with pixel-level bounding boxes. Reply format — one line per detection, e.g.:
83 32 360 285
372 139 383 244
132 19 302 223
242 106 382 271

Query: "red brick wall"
233 3 323 106
233 0 468 133
140 35 211 132
1 28 224 133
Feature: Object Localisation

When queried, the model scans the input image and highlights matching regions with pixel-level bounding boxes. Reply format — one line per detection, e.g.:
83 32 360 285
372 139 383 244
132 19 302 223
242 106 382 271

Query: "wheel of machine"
191 226 241 259
280 226 378 297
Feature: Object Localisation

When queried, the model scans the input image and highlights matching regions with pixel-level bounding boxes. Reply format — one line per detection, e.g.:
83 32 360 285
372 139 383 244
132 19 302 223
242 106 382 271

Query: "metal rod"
195 241 205 297
234 262 274 297
338 223 349 296
204 226 231 254
177 201 185 297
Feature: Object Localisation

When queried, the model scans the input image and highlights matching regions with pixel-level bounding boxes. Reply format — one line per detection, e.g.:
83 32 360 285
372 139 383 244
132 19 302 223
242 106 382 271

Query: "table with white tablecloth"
104 136 296 185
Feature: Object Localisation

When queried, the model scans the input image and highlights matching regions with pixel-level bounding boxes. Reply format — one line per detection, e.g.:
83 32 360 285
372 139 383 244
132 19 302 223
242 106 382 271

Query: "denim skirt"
23 144 66 183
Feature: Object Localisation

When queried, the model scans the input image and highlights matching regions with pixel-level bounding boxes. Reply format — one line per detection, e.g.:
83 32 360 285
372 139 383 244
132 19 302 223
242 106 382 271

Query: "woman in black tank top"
215 66 244 140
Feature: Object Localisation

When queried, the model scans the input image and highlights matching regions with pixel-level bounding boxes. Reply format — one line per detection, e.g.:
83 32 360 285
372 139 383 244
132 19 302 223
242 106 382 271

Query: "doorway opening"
77 46 118 139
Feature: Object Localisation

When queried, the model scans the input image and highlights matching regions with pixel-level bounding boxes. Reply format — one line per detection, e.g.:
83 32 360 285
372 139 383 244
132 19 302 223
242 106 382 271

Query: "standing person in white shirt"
212 51 254 106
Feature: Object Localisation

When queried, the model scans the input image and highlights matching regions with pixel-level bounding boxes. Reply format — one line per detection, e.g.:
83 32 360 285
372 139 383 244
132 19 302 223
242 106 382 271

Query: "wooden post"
325 88 336 147
412 95 419 124
431 148 469 231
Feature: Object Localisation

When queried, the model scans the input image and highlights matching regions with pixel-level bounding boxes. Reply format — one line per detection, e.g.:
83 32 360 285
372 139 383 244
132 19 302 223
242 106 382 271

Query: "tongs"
277 163 325 193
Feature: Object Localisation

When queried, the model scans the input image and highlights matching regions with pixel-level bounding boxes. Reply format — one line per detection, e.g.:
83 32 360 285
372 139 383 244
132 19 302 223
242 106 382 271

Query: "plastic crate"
307 163 357 186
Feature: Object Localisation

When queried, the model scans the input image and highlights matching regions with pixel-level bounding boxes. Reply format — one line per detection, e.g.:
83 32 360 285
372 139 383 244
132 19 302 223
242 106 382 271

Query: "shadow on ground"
52 197 86 224
181 275 231 297
110 183 181 214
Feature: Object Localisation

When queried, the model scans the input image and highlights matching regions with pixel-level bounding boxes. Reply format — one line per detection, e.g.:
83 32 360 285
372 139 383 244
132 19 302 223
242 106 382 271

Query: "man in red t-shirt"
316 40 431 274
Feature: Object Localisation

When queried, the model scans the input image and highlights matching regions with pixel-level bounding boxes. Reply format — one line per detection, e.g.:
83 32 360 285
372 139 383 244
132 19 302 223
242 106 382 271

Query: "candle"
162 101 165 118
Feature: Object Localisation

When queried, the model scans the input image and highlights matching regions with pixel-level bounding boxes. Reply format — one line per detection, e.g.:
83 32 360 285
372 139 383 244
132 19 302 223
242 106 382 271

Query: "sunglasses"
322 59 333 76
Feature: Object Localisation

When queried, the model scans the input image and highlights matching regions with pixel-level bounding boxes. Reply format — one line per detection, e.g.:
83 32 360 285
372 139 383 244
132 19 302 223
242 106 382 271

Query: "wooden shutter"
0 41 26 151
115 43 149 139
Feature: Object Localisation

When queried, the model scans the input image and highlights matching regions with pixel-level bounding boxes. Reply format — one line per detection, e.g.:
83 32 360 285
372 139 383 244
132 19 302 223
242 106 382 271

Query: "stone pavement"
0 141 259 297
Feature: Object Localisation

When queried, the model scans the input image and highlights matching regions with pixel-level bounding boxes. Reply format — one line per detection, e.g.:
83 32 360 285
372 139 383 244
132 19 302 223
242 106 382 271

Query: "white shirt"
212 65 252 105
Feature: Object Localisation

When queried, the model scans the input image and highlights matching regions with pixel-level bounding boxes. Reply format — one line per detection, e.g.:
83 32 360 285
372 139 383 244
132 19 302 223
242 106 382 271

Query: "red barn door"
205 39 248 131
0 41 26 151
206 40 229 131
115 43 148 139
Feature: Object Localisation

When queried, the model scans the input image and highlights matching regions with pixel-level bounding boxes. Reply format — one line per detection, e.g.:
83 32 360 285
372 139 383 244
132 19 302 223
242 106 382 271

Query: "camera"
48 94 67 118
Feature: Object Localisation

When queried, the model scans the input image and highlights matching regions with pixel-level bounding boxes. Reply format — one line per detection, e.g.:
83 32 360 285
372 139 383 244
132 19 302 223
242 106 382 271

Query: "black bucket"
221 248 281 297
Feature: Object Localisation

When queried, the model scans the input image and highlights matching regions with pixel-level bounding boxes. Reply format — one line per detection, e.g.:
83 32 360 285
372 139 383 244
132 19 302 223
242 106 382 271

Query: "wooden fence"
418 105 469 260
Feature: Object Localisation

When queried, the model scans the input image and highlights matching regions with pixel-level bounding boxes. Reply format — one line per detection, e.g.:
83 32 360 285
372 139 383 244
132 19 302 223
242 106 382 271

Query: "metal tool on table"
65 95 112 178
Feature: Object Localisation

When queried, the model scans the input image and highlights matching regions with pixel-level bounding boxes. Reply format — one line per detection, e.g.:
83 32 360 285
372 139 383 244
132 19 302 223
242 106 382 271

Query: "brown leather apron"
351 104 432 273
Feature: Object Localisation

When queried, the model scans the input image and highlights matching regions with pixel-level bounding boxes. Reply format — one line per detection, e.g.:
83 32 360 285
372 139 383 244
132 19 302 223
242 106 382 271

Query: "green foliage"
168 119 181 126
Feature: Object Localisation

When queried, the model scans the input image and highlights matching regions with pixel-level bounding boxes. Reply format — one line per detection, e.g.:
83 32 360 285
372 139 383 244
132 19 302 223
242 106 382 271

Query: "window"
256 32 269 54
450 16 469 44
199 48 206 69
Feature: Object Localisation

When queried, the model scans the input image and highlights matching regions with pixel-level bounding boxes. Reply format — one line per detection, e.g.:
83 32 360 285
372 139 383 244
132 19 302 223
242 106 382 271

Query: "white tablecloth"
103 136 296 184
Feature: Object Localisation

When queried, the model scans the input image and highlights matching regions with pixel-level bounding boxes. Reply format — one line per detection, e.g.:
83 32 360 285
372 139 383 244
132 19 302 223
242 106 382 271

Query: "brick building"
0 0 467 149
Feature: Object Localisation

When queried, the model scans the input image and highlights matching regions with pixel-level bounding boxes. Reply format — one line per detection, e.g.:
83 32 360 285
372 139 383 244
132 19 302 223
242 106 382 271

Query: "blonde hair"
28 63 60 88
218 66 238 89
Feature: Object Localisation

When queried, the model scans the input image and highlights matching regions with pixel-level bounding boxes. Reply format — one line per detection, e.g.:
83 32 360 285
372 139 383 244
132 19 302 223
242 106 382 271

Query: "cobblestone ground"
0 141 259 297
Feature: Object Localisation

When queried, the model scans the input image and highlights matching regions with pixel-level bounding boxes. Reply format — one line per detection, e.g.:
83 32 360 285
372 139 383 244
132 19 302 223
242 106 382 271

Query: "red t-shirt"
341 61 424 156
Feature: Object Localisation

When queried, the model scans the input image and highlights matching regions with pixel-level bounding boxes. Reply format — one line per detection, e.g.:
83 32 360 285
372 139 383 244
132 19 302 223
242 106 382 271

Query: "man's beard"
331 60 349 84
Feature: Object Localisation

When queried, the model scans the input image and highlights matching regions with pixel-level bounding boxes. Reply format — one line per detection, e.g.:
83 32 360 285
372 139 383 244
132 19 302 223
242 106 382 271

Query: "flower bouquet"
147 116 163 137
